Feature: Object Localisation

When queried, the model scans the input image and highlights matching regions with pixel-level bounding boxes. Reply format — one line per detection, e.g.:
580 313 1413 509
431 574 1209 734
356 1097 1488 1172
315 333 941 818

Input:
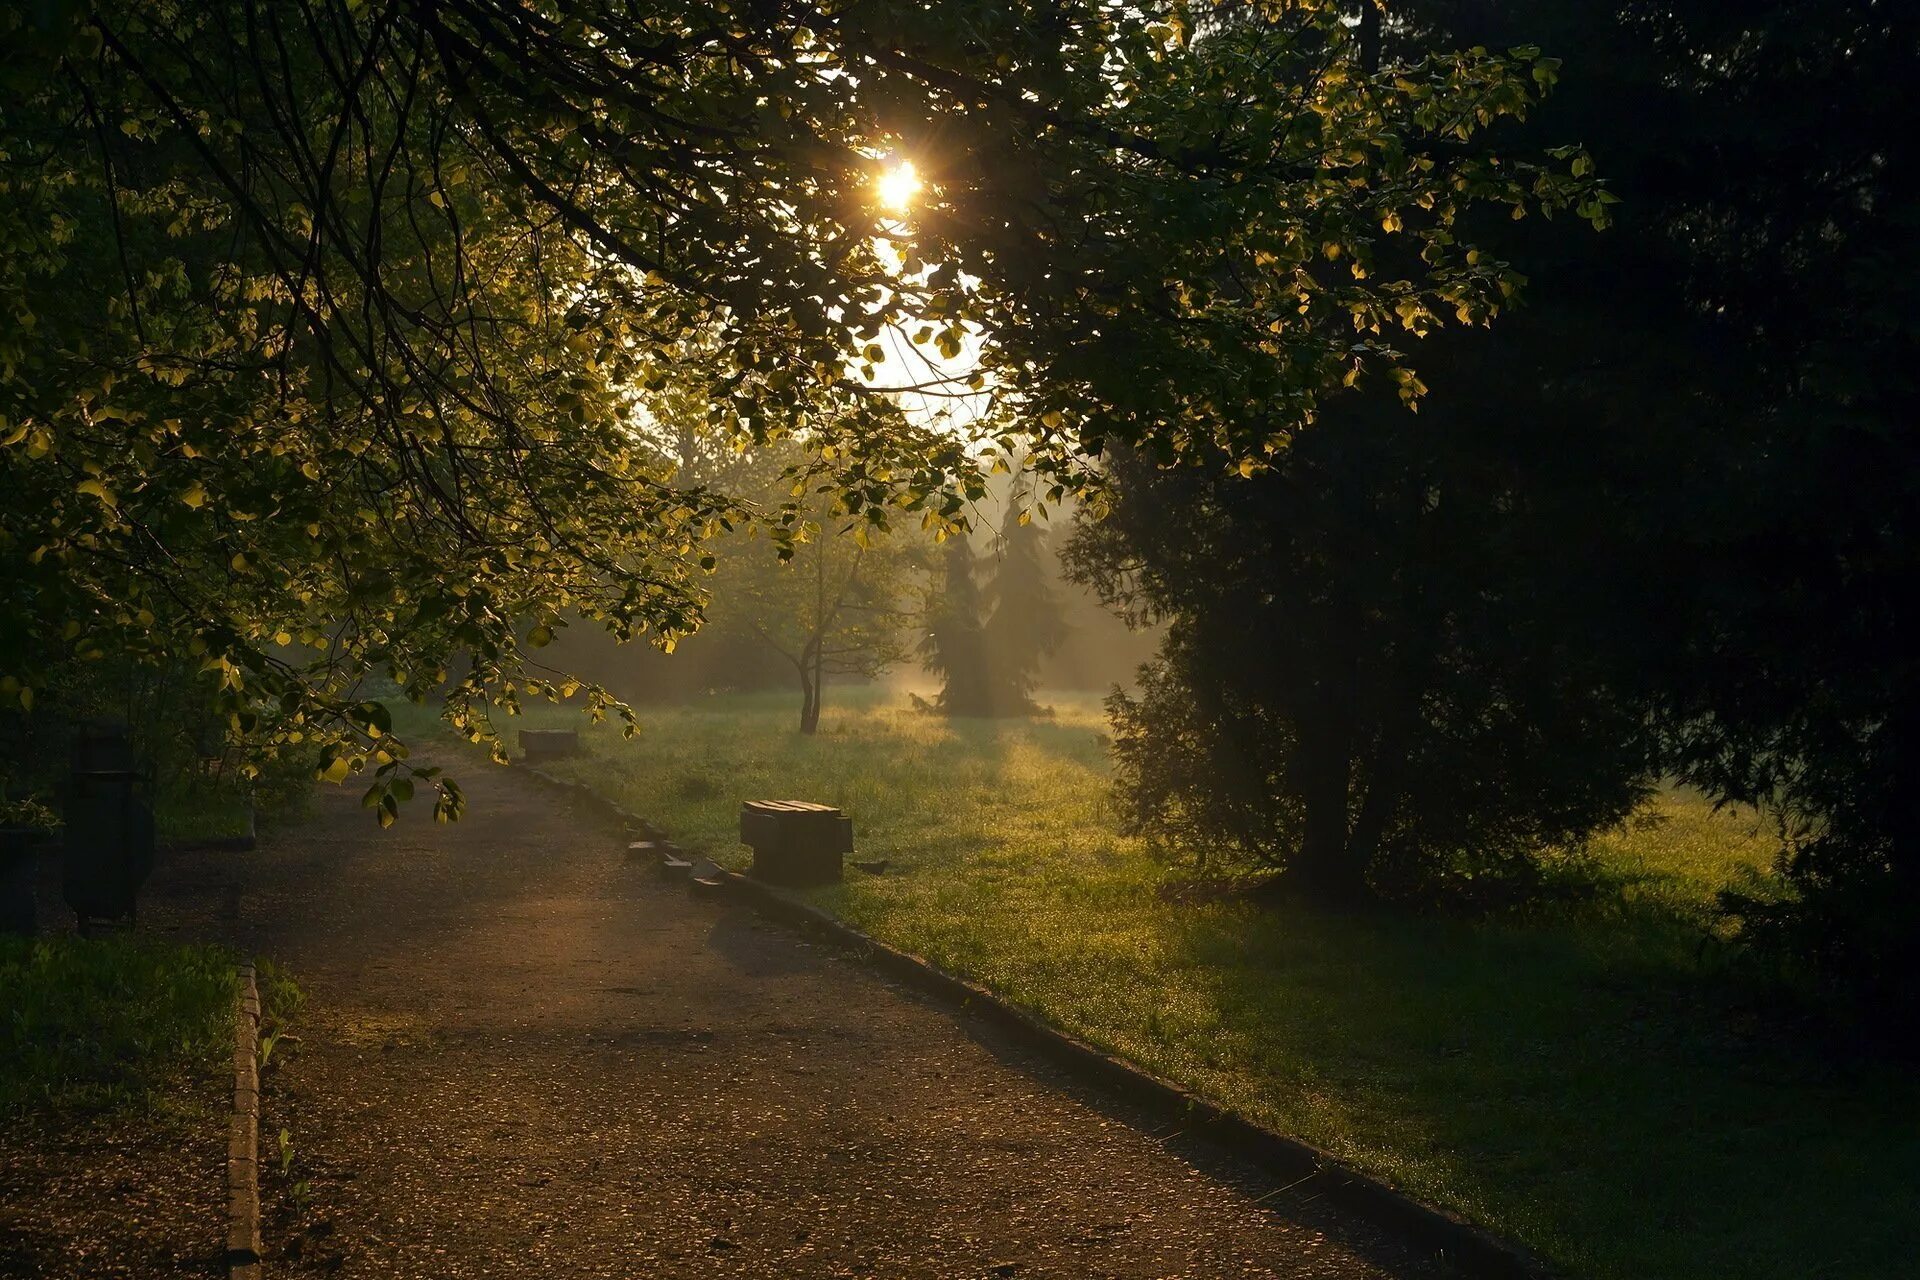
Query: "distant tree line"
522 456 1097 727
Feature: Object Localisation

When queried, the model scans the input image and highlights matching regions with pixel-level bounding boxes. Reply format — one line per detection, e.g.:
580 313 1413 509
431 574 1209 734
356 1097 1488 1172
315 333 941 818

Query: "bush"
1108 624 1653 901
1704 721 1920 1051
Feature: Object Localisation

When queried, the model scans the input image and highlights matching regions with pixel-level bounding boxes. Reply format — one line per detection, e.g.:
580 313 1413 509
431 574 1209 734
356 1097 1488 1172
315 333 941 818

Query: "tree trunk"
798 628 821 735
1292 734 1364 901
1346 734 1402 875
798 668 820 734
1347 620 1429 875
1290 607 1368 901
811 606 826 731
1358 0 1382 75
797 542 825 735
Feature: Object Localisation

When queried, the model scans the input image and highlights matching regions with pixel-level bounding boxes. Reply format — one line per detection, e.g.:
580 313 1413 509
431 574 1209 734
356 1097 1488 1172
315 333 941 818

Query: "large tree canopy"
1057 0 1920 1028
0 0 1607 816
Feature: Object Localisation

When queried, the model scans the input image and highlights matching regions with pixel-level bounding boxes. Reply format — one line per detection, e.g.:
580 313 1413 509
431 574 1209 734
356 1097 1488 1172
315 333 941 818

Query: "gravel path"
146 755 1453 1279
0 1110 224 1278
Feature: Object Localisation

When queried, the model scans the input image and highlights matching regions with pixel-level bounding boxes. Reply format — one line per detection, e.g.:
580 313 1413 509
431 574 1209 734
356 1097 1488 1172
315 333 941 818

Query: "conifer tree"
984 511 1068 715
919 535 993 716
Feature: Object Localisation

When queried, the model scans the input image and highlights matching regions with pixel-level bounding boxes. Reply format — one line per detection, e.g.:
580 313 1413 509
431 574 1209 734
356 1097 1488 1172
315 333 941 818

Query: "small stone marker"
687 857 727 896
739 800 853 886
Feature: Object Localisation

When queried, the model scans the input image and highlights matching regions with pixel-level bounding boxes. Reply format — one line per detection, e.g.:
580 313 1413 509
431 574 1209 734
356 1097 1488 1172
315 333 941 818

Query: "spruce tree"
983 514 1068 716
919 534 993 716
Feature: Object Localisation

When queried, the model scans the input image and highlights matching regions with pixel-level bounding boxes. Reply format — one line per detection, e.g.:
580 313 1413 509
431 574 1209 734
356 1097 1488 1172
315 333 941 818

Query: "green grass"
153 783 255 844
150 759 314 845
1 935 237 1117
415 688 1917 1280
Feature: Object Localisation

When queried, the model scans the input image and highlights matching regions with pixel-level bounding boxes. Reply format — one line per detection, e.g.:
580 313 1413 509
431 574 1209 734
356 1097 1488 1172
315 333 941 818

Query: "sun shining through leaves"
0 0 1613 825
876 159 921 214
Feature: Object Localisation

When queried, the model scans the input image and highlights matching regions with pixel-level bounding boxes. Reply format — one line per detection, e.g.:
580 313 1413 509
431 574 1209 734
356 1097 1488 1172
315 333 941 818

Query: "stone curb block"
230 962 263 1279
511 757 1554 1278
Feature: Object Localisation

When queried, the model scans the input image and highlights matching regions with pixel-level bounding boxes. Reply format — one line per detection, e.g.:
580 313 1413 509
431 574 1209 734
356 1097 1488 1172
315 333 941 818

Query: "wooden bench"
739 800 853 886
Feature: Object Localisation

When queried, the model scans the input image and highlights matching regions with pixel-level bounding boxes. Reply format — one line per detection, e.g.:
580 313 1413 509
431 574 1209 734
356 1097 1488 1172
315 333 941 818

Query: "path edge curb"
715 871 1555 1280
511 759 1556 1279
229 961 263 1280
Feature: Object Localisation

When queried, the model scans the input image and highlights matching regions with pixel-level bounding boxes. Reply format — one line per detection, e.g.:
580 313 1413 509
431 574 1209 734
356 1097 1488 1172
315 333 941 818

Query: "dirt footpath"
146 755 1452 1279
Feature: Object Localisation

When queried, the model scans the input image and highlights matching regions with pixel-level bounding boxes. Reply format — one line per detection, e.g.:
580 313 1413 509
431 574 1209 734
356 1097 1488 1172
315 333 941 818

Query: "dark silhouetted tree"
919 535 994 716
1382 0 1920 1035
983 508 1068 716
1070 0 1920 1033
1068 424 1658 903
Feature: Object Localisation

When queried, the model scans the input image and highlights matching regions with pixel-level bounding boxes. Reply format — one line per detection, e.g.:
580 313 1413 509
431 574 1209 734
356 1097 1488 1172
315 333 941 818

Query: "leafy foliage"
1 0 1608 817
1072 433 1655 900
0 797 60 833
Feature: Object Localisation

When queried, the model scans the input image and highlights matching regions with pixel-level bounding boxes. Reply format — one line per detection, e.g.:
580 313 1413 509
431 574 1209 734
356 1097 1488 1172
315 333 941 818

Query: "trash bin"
62 721 156 933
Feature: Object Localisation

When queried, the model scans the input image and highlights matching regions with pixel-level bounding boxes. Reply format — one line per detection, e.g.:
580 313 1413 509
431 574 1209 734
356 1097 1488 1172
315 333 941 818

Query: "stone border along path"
148 752 1485 1278
230 961 263 1280
528 763 1552 1280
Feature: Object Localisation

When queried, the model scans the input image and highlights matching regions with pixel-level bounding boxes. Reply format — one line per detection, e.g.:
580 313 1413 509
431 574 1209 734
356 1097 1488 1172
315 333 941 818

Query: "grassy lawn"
421 688 1916 1280
154 783 255 845
0 937 254 1274
0 935 236 1117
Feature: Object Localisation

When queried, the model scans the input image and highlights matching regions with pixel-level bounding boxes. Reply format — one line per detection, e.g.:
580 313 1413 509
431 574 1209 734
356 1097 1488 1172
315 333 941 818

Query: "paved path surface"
148 757 1452 1279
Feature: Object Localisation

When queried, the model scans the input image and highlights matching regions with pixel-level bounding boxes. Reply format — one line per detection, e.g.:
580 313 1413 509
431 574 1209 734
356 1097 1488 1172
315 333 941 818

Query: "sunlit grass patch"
430 686 1915 1280
1580 784 1781 916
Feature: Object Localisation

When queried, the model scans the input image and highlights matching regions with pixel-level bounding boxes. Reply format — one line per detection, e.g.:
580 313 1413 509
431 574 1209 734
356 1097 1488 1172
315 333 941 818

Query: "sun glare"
876 159 921 213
